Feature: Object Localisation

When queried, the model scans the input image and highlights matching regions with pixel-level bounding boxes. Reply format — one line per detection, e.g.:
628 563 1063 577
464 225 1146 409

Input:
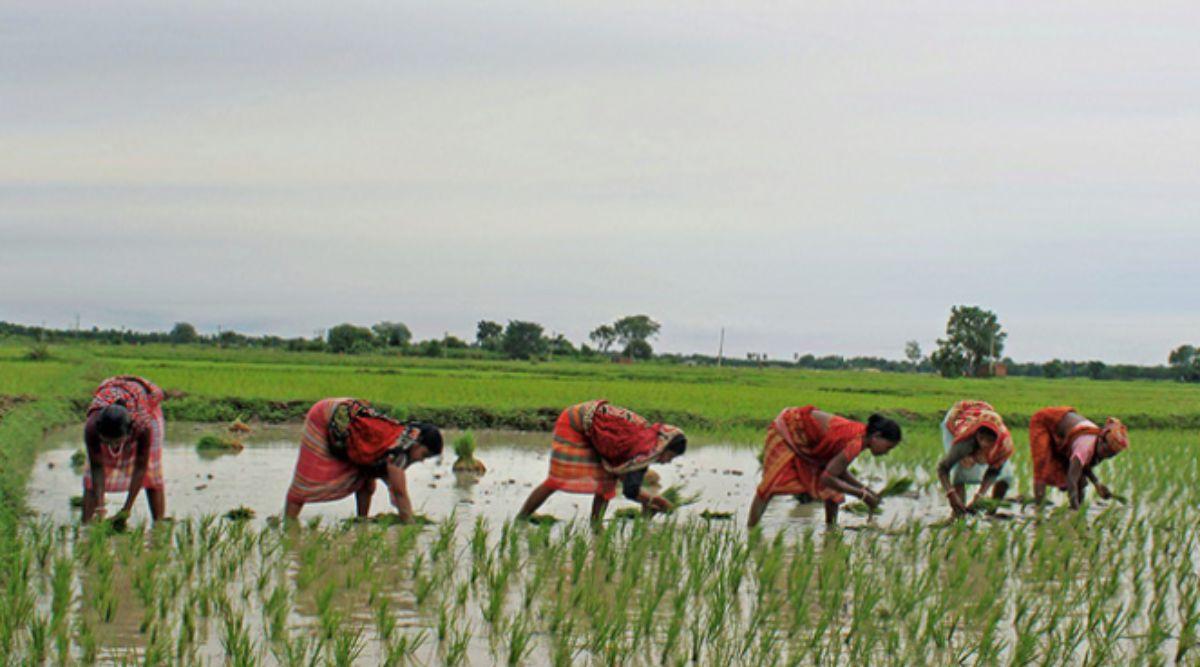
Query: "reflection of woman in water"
748 407 901 527
284 398 442 522
1029 407 1128 509
82 376 167 524
935 400 1015 517
516 400 687 521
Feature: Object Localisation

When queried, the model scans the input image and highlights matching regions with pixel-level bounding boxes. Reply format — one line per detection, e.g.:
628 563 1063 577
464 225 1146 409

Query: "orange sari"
1029 407 1130 490
755 406 866 503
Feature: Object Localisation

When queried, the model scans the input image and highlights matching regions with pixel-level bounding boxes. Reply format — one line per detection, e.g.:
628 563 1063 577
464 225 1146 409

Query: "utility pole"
717 328 725 367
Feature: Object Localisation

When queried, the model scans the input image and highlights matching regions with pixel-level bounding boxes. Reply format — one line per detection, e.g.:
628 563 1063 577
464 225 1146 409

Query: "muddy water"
29 423 948 530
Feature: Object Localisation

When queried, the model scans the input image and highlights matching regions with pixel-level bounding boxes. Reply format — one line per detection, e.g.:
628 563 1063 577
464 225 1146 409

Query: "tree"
1169 344 1200 382
372 321 412 348
169 322 199 344
1086 360 1107 380
547 334 577 357
476 321 503 351
442 335 469 349
589 325 617 353
624 339 653 360
904 340 922 368
1042 359 1065 379
612 315 661 347
932 306 1007 378
502 320 547 360
328 323 375 354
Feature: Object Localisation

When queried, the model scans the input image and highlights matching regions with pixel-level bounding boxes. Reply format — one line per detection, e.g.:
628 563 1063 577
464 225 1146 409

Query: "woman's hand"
947 489 969 516
647 495 673 513
1094 483 1112 500
861 489 881 510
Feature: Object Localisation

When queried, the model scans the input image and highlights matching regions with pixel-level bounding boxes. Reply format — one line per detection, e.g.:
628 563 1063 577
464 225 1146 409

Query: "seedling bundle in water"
224 506 255 521
660 484 701 510
450 432 487 475
196 433 244 454
844 476 915 516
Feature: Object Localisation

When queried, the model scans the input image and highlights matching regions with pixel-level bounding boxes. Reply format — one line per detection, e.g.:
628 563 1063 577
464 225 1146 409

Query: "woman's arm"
820 453 875 505
117 428 152 519
1083 467 1111 499
937 440 977 514
970 467 1001 507
384 462 414 521
1066 458 1086 509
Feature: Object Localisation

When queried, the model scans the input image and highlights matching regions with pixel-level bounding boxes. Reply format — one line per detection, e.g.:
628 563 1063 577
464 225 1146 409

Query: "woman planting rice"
936 400 1015 516
516 400 687 521
1029 407 1129 509
284 398 442 521
747 407 901 527
82 375 168 524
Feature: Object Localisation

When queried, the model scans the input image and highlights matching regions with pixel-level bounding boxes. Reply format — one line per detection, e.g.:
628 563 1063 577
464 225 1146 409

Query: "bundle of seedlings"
451 432 487 474
227 416 253 434
196 433 244 453
843 476 915 515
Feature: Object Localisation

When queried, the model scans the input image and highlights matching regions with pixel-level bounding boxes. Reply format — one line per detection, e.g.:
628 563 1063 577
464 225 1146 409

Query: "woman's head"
96 404 132 442
865 413 902 456
406 422 443 463
975 426 998 449
656 433 688 463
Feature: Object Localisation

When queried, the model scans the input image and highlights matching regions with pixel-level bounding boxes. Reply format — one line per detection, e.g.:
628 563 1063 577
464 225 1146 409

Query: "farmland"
1 341 1198 664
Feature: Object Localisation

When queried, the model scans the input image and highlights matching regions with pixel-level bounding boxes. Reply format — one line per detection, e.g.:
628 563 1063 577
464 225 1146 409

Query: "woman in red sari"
1029 406 1129 509
285 398 443 521
82 376 167 524
747 407 901 527
517 400 687 521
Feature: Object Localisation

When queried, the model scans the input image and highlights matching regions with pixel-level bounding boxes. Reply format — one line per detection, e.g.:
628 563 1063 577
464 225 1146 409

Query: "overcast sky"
2 1 1198 364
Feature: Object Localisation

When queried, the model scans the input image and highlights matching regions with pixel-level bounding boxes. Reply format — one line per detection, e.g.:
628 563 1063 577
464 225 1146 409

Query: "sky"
2 1 1198 364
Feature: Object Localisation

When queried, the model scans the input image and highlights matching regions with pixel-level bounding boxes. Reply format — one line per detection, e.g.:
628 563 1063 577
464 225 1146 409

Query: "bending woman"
1030 407 1128 509
517 400 687 521
285 398 442 521
748 407 902 527
936 400 1015 517
82 376 167 524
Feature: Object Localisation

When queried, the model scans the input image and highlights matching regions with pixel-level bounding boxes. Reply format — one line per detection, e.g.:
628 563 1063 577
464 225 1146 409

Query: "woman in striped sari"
284 398 443 521
517 400 687 521
748 407 901 527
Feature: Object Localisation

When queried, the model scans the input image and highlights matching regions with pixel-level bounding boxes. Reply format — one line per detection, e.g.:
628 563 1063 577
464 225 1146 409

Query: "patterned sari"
84 376 165 492
286 398 381 504
755 406 866 503
1030 407 1129 490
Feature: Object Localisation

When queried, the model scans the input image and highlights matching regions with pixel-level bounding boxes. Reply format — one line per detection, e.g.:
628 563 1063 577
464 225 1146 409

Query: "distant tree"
372 321 412 348
502 320 547 360
1086 360 1107 380
624 339 654 361
612 315 661 347
476 321 503 350
1169 344 1200 382
217 330 246 348
904 340 922 368
1042 359 1065 379
442 335 469 349
328 323 376 354
932 306 1006 378
589 325 618 353
547 334 576 357
169 322 199 344
417 339 444 358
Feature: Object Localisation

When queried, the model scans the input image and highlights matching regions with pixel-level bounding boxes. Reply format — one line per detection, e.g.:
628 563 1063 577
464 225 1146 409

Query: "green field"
1 342 1198 664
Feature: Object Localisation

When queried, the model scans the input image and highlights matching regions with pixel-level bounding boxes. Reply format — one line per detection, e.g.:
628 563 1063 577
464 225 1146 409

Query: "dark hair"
866 413 902 443
96 404 132 440
412 422 443 456
666 434 687 456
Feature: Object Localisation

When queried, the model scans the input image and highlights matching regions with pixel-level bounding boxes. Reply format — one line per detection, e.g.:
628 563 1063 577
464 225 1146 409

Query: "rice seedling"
451 431 487 474
661 483 701 509
224 506 256 521
699 509 735 520
196 433 244 453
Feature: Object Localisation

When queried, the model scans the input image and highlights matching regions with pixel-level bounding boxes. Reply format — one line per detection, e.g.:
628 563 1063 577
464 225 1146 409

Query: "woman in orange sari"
517 400 687 521
747 407 902 527
285 398 443 521
1029 407 1129 509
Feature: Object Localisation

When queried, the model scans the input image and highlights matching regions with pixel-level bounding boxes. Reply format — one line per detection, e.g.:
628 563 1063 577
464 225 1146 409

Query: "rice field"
1 342 1199 664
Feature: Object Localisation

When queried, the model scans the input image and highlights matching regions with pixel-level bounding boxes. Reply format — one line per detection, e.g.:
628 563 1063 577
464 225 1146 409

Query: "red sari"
755 406 866 503
1030 407 1129 490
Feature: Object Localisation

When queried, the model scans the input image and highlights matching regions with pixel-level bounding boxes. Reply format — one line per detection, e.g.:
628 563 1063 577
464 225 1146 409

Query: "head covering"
1101 417 1129 453
945 400 1014 467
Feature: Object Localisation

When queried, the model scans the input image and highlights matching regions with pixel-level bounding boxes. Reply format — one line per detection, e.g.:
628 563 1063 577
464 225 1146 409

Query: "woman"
82 375 167 524
1029 407 1128 509
285 398 443 521
936 400 1015 516
517 400 687 521
748 407 902 527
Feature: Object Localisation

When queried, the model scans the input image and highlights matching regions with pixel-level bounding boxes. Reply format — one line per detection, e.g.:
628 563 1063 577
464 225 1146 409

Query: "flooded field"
30 423 941 530
19 425 1199 665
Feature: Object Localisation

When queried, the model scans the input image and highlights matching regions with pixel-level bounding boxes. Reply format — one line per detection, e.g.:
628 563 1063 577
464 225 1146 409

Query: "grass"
1 341 1199 663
